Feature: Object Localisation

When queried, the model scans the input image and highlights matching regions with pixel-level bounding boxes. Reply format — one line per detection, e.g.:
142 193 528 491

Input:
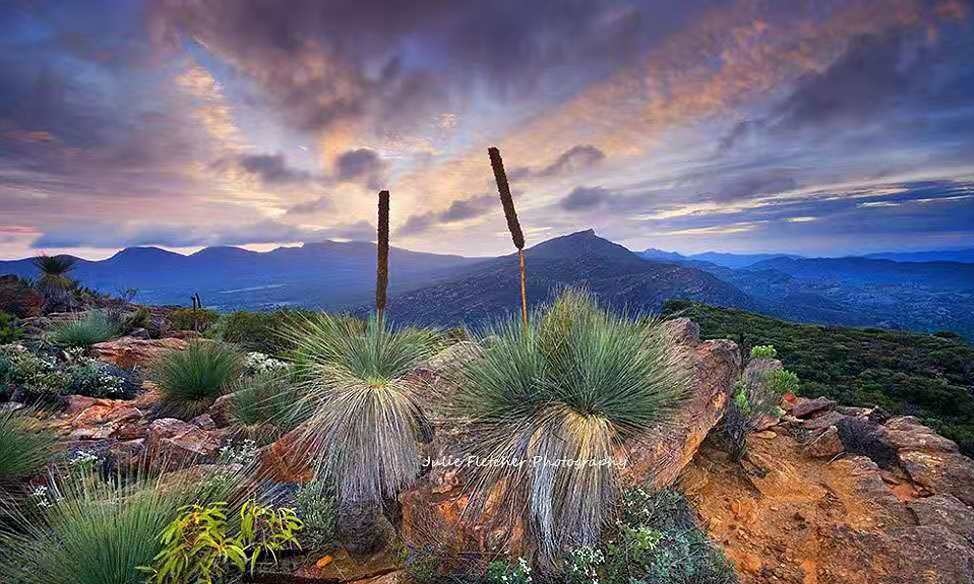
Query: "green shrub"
563 488 736 584
749 345 777 359
765 368 799 396
228 371 305 441
210 311 302 355
453 290 687 565
153 341 242 418
144 500 302 584
286 313 444 505
167 308 219 332
294 479 337 551
0 473 192 584
0 312 21 344
0 408 55 484
0 344 69 401
51 311 119 348
721 368 796 462
122 307 151 333
486 557 533 584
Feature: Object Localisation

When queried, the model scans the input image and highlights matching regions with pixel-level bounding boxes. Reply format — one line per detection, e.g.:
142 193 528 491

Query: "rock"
790 396 835 419
91 336 188 369
107 439 146 469
909 494 974 545
208 392 237 427
801 410 847 432
897 449 974 506
145 417 225 468
741 357 782 390
128 327 151 340
189 413 216 430
804 426 844 459
882 416 959 453
661 317 700 346
419 341 484 374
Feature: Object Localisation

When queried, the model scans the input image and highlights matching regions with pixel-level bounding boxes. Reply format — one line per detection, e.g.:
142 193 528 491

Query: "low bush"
153 341 242 418
0 344 140 402
51 311 119 348
144 500 302 584
0 408 56 484
294 479 337 552
209 310 306 355
749 344 777 359
561 488 736 584
722 367 797 461
228 371 305 441
0 312 21 344
167 308 219 333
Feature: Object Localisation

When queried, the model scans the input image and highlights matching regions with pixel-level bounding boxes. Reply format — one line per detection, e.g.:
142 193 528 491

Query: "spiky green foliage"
286 313 444 504
0 409 55 484
228 371 306 441
154 341 242 417
0 473 192 584
31 255 75 285
453 290 687 566
51 311 119 348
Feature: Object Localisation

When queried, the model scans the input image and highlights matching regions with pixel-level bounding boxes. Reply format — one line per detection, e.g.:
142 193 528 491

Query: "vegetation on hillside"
664 300 974 456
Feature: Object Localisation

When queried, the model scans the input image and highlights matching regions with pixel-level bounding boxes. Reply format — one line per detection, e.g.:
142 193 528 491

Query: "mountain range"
2 231 973 338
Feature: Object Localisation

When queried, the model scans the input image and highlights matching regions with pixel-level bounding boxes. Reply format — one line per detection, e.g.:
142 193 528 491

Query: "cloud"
285 196 332 216
236 153 311 184
512 144 606 179
335 148 387 189
396 194 495 236
560 186 611 211
32 218 377 249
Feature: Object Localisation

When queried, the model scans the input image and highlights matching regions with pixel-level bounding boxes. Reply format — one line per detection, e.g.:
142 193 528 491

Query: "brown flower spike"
488 147 528 325
376 190 390 321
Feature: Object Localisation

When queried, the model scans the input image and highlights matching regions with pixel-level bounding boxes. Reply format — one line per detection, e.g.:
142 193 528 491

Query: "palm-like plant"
31 255 77 310
451 289 687 567
285 313 443 553
0 408 55 486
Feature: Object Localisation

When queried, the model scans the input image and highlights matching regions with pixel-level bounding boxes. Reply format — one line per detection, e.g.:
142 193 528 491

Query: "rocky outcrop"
91 336 188 369
145 417 227 468
684 394 974 583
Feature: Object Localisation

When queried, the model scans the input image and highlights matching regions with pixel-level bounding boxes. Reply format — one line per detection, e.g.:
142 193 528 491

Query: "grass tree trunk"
488 147 528 326
376 190 390 324
336 498 394 555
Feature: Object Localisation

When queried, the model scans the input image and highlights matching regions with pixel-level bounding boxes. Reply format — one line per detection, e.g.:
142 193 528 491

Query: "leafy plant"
167 308 219 333
153 341 242 417
294 479 337 551
144 500 302 584
0 408 55 484
0 344 69 401
31 255 77 311
0 311 21 344
453 290 687 565
765 368 799 396
749 345 777 359
207 310 309 356
51 311 119 348
722 367 796 462
227 370 305 441
486 557 533 584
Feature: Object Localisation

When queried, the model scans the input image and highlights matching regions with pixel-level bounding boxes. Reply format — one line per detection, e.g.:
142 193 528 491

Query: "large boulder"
91 336 188 369
145 417 227 468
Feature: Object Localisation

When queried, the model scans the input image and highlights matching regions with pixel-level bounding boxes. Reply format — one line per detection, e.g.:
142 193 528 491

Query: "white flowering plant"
243 352 290 376
486 557 533 584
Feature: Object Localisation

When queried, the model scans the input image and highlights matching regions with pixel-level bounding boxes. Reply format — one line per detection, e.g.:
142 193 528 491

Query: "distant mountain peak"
109 246 183 260
528 229 638 262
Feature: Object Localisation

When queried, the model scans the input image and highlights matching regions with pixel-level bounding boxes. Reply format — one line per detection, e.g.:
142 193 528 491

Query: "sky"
1 0 973 260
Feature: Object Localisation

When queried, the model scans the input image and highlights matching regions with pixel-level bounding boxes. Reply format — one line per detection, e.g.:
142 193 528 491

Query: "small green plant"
722 367 798 461
31 254 77 311
486 557 533 584
122 306 152 333
0 312 21 344
228 371 304 441
0 408 56 484
749 345 777 359
209 311 302 355
167 308 219 332
294 479 337 551
51 311 119 348
0 344 69 400
145 500 302 584
765 368 799 396
153 341 242 417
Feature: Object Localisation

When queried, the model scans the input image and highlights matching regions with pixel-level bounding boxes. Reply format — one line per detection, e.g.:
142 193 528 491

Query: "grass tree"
452 289 688 568
51 310 119 348
285 313 443 554
31 254 77 311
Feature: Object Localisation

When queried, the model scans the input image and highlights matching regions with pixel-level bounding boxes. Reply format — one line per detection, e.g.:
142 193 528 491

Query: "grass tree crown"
451 289 689 567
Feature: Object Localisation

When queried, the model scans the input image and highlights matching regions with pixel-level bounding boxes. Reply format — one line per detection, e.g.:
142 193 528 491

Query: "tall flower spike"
376 190 390 322
488 147 528 325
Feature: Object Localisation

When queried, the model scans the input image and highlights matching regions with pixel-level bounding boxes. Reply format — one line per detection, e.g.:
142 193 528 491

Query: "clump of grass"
153 341 242 418
0 408 55 484
453 289 687 566
0 473 192 584
228 371 306 441
285 313 443 551
51 311 119 348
